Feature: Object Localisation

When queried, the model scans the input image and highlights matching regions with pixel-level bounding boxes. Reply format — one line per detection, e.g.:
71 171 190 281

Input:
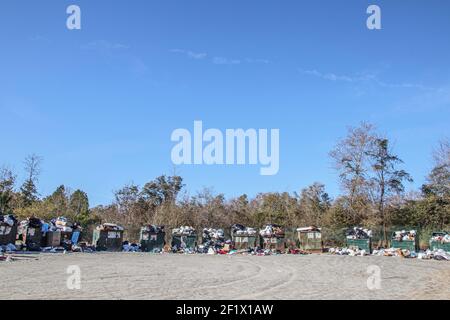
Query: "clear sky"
0 0 449 206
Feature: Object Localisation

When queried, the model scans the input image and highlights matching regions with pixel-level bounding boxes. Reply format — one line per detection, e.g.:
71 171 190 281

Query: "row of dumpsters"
1 217 448 254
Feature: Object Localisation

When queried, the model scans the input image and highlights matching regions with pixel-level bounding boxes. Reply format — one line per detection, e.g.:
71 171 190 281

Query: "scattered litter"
122 241 140 252
328 247 369 256
0 243 17 253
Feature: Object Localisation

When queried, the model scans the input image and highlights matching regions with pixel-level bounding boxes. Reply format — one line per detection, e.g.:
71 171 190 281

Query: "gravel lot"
0 253 449 300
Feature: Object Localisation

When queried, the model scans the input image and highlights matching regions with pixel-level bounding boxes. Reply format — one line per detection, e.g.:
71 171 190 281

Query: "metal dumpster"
429 232 450 252
391 231 419 252
171 234 197 250
140 227 166 252
0 217 18 246
46 231 61 247
23 226 42 251
93 227 124 252
261 236 286 251
297 227 323 253
346 238 372 253
232 233 257 250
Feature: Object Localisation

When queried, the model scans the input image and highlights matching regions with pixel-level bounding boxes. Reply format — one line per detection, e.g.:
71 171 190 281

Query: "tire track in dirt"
158 257 265 299
235 257 299 300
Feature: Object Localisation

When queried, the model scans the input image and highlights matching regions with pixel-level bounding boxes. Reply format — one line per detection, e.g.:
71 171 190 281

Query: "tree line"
1 123 448 245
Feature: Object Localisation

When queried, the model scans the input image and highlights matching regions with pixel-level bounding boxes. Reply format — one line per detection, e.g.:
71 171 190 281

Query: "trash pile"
122 241 140 252
203 228 225 241
49 217 77 233
345 227 372 239
259 224 284 238
231 224 257 236
72 242 96 253
0 243 17 253
171 226 197 253
417 249 450 261
197 228 226 254
430 232 450 243
172 226 196 236
0 214 17 251
22 217 43 230
16 218 43 251
0 214 17 228
371 248 448 260
372 248 415 258
393 230 417 241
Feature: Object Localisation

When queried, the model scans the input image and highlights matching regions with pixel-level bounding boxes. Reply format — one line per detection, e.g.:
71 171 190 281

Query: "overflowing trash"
96 223 124 232
345 227 372 239
198 228 226 254
17 218 44 251
430 232 450 243
393 230 417 241
203 228 225 241
140 225 166 253
0 214 18 247
231 224 257 236
142 225 165 234
259 224 285 252
231 224 257 250
93 223 124 252
259 224 285 238
172 226 196 236
171 226 197 253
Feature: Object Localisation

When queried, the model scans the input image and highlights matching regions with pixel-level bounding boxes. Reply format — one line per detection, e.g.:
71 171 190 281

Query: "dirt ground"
0 253 449 300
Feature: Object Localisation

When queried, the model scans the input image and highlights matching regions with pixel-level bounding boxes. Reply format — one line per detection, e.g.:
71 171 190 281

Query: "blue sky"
0 0 449 206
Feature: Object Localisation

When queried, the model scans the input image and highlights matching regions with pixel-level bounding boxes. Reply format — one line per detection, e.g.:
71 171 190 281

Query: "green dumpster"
140 226 166 252
391 230 419 252
93 224 124 252
429 232 450 252
297 227 323 253
232 233 257 250
171 234 197 250
261 236 285 251
346 238 372 253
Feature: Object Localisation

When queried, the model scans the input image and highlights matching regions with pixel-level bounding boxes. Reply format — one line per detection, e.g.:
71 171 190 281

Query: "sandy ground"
0 253 449 300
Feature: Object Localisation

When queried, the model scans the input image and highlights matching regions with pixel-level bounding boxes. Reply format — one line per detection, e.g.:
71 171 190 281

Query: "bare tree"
329 122 377 224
